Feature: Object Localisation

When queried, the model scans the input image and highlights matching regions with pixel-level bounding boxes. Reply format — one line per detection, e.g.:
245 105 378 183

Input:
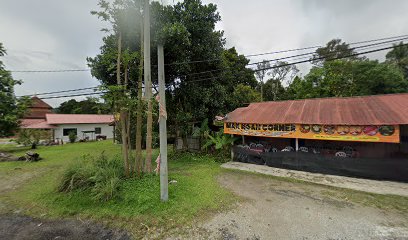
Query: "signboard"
224 123 400 143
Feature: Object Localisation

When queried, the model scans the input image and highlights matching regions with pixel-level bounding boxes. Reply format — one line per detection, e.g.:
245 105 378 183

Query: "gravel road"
170 171 408 240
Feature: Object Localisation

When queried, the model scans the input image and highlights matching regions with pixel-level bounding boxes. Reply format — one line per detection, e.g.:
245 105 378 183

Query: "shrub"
58 153 124 201
202 129 239 152
16 129 50 149
68 131 77 143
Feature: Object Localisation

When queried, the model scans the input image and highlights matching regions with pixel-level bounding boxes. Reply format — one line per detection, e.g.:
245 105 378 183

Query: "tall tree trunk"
144 0 152 173
123 65 130 176
124 64 131 156
117 32 122 85
120 111 129 177
116 31 129 177
135 12 144 176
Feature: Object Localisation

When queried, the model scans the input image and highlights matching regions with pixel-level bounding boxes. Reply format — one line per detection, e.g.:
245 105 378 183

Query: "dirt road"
0 214 130 240
174 171 408 240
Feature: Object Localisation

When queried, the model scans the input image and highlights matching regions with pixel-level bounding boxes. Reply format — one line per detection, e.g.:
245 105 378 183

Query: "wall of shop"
232 146 408 182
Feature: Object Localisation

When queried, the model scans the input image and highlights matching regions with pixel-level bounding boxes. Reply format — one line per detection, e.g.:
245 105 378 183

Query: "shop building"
224 93 408 182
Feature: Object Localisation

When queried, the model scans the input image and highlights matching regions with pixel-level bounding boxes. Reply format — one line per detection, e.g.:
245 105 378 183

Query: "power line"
254 43 408 72
174 37 408 81
161 34 408 66
22 39 407 98
38 92 107 100
19 86 100 97
348 34 408 46
16 37 407 98
177 42 408 84
31 43 406 100
19 84 151 98
11 69 90 73
8 34 408 73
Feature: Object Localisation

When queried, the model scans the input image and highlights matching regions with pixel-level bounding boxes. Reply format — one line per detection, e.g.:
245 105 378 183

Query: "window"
95 127 102 134
63 128 77 136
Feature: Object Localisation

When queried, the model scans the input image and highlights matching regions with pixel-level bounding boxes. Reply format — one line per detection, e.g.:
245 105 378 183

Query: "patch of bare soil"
0 152 19 162
168 171 408 240
0 214 131 240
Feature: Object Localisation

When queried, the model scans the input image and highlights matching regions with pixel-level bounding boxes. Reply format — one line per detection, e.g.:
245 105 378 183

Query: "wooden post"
158 44 168 201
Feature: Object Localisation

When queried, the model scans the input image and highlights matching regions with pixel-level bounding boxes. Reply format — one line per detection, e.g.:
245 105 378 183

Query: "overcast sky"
1 0 408 107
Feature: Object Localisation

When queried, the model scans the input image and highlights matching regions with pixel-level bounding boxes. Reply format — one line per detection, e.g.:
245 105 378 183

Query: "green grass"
3 141 408 238
0 141 236 238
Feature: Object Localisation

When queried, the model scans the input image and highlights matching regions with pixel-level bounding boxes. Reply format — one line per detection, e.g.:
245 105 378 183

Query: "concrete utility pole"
144 0 153 172
158 45 168 201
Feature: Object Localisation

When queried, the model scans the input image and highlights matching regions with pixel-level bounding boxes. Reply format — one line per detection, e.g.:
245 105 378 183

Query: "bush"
58 153 124 201
202 129 239 152
68 131 77 143
16 129 51 148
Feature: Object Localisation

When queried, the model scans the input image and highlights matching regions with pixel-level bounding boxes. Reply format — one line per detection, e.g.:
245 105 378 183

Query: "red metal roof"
46 114 114 124
225 93 408 125
20 119 56 129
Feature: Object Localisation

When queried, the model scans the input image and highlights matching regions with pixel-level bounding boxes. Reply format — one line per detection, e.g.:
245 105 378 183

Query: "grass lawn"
0 141 237 238
2 140 408 239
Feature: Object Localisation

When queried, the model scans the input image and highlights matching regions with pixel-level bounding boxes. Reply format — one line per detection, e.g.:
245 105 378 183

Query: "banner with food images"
224 122 400 143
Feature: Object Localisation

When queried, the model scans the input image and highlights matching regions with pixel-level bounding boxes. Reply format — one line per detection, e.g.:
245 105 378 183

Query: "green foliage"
263 79 286 101
202 129 238 151
0 43 29 137
88 1 256 138
285 59 408 99
68 131 77 143
15 129 50 147
386 42 408 79
192 118 210 137
231 84 260 107
58 153 124 202
0 141 236 237
56 97 111 114
311 39 362 65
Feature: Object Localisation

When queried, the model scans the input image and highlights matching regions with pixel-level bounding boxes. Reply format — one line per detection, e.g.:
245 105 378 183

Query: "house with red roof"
20 97 114 142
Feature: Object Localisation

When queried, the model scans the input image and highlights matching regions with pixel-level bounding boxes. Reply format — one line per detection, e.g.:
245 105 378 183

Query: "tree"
0 43 29 137
263 79 286 101
231 84 261 108
311 39 361 65
15 129 51 149
90 0 143 177
264 61 299 101
386 42 408 79
268 61 299 85
56 97 110 114
88 0 258 150
255 60 271 101
285 59 408 99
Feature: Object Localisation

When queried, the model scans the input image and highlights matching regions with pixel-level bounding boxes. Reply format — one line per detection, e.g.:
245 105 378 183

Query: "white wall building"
53 123 114 142
21 113 114 143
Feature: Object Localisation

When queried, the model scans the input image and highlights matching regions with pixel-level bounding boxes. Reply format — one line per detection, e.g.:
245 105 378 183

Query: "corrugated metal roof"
225 93 408 125
46 114 114 124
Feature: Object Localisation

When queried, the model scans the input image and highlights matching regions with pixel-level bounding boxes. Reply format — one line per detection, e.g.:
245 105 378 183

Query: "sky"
1 0 408 107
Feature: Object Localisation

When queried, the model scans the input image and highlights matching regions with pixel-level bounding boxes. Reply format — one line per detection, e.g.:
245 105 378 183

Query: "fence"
174 136 201 151
232 146 408 182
